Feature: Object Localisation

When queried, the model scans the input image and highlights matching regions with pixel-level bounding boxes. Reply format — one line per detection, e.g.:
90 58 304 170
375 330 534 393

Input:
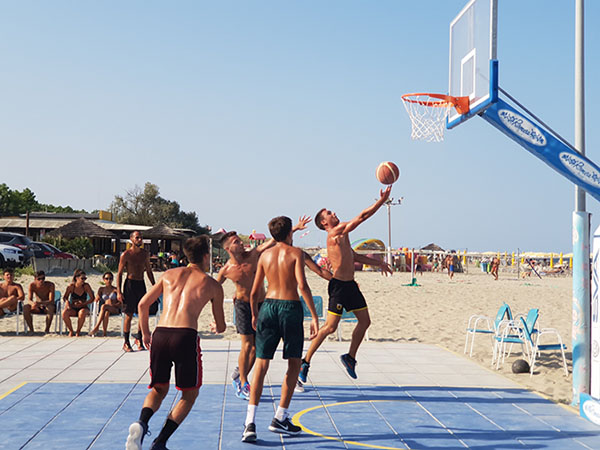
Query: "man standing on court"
298 187 393 384
126 235 226 450
241 216 319 443
117 230 156 352
217 216 311 400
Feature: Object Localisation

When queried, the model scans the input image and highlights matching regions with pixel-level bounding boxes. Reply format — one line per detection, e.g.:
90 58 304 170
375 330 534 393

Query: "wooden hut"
47 218 117 256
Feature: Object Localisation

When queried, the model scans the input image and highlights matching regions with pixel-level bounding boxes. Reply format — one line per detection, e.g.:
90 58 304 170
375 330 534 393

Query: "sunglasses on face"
36 277 45 281
104 277 113 281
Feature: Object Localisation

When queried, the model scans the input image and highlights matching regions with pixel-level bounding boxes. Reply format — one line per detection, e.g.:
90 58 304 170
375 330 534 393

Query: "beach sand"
2 265 574 405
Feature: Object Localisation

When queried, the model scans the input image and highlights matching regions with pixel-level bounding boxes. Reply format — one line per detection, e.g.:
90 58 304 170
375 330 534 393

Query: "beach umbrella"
420 243 445 252
47 218 117 239
143 224 187 239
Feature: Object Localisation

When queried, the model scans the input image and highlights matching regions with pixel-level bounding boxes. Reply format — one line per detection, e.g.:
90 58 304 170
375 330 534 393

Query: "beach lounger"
464 302 513 357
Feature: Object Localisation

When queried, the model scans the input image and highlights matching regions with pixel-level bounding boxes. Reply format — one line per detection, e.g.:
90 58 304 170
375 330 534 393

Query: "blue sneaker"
298 359 310 383
340 353 357 379
232 378 242 395
240 382 250 400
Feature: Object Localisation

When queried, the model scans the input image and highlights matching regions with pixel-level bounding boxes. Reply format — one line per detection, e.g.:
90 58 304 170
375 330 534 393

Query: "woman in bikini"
90 272 122 337
62 269 95 336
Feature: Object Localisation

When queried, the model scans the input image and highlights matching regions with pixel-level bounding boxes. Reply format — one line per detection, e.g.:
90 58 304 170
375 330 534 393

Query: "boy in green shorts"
241 216 319 443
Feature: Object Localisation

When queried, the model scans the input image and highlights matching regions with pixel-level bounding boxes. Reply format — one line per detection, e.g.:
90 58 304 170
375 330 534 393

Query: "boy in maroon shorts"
126 236 226 450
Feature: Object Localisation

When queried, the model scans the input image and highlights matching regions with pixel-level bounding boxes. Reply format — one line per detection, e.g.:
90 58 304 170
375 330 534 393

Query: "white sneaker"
294 380 305 393
126 421 149 450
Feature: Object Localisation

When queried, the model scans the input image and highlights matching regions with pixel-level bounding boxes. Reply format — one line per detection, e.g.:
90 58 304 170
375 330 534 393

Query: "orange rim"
402 93 470 115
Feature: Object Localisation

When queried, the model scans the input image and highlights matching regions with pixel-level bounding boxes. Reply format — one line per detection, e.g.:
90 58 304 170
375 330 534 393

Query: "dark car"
0 232 34 263
37 242 76 259
31 242 55 259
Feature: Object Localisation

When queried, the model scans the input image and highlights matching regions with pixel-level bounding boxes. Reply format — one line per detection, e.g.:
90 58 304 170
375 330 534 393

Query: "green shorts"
255 299 304 360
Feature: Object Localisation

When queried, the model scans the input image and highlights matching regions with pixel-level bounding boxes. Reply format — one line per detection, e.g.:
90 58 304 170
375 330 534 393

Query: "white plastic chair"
464 302 513 357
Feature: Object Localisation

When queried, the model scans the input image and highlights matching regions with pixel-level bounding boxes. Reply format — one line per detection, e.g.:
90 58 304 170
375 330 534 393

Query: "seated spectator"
62 269 94 337
23 271 56 334
0 268 24 317
90 272 122 337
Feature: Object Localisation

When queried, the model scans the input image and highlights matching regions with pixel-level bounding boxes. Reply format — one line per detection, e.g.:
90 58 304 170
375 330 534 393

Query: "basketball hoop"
401 93 470 142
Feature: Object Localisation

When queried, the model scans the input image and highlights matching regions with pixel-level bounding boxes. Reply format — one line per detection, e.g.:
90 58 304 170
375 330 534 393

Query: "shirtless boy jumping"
242 216 319 443
299 187 393 383
126 235 226 450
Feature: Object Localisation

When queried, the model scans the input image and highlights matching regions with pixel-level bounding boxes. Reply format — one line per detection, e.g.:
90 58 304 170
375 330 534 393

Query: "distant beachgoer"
24 270 55 334
446 254 455 280
0 269 24 317
297 187 393 387
90 272 121 337
62 269 95 337
125 235 226 450
490 257 500 280
117 230 156 352
433 256 439 272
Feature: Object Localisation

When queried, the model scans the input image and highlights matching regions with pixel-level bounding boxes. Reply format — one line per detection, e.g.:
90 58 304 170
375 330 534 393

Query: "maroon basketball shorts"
149 327 202 390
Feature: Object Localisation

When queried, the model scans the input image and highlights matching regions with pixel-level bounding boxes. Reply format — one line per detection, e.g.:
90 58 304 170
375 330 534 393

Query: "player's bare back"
158 267 222 329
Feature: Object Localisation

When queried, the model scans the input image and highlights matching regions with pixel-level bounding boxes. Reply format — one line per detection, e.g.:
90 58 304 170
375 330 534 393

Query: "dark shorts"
255 299 304 360
123 279 155 315
234 299 262 336
327 278 367 315
149 327 202 390
449 265 455 272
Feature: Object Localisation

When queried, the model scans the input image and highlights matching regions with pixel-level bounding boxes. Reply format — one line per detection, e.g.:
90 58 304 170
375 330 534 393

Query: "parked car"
0 243 24 267
37 242 76 259
31 242 54 259
0 232 34 263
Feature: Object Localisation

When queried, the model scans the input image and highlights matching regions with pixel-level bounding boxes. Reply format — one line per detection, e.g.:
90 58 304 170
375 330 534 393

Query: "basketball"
511 359 531 374
376 161 400 185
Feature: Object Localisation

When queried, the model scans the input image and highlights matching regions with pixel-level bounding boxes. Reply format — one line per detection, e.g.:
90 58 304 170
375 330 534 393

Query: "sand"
1 265 574 405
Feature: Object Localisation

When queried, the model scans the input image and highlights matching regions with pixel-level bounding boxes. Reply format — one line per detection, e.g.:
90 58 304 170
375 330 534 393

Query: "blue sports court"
1 337 599 449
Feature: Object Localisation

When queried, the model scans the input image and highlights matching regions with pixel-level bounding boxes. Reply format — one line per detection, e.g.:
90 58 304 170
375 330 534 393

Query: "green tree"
0 183 87 216
110 182 209 234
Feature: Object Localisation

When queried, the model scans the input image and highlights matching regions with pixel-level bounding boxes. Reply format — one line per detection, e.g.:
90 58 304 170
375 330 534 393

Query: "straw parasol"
420 243 445 252
47 218 117 239
143 224 186 240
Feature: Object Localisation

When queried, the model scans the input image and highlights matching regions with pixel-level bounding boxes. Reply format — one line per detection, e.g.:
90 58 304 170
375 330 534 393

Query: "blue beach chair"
520 315 568 377
493 308 539 369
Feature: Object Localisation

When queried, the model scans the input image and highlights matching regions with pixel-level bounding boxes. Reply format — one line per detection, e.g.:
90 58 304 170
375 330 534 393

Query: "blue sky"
2 1 599 253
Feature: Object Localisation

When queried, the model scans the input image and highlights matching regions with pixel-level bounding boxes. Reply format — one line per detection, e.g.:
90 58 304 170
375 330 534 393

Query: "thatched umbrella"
47 218 117 239
143 224 186 239
144 224 187 255
420 243 445 252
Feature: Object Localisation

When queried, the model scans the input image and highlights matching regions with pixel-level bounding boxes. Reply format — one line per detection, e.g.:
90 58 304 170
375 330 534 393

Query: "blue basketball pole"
572 0 591 406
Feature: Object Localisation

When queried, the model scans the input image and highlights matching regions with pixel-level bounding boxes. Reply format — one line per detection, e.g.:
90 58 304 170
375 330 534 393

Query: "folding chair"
19 290 63 334
57 291 94 335
492 308 539 369
520 315 568 377
464 302 513 356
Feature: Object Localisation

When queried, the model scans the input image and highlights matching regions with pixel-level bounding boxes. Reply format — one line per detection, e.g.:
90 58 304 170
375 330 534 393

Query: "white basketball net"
402 94 452 142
